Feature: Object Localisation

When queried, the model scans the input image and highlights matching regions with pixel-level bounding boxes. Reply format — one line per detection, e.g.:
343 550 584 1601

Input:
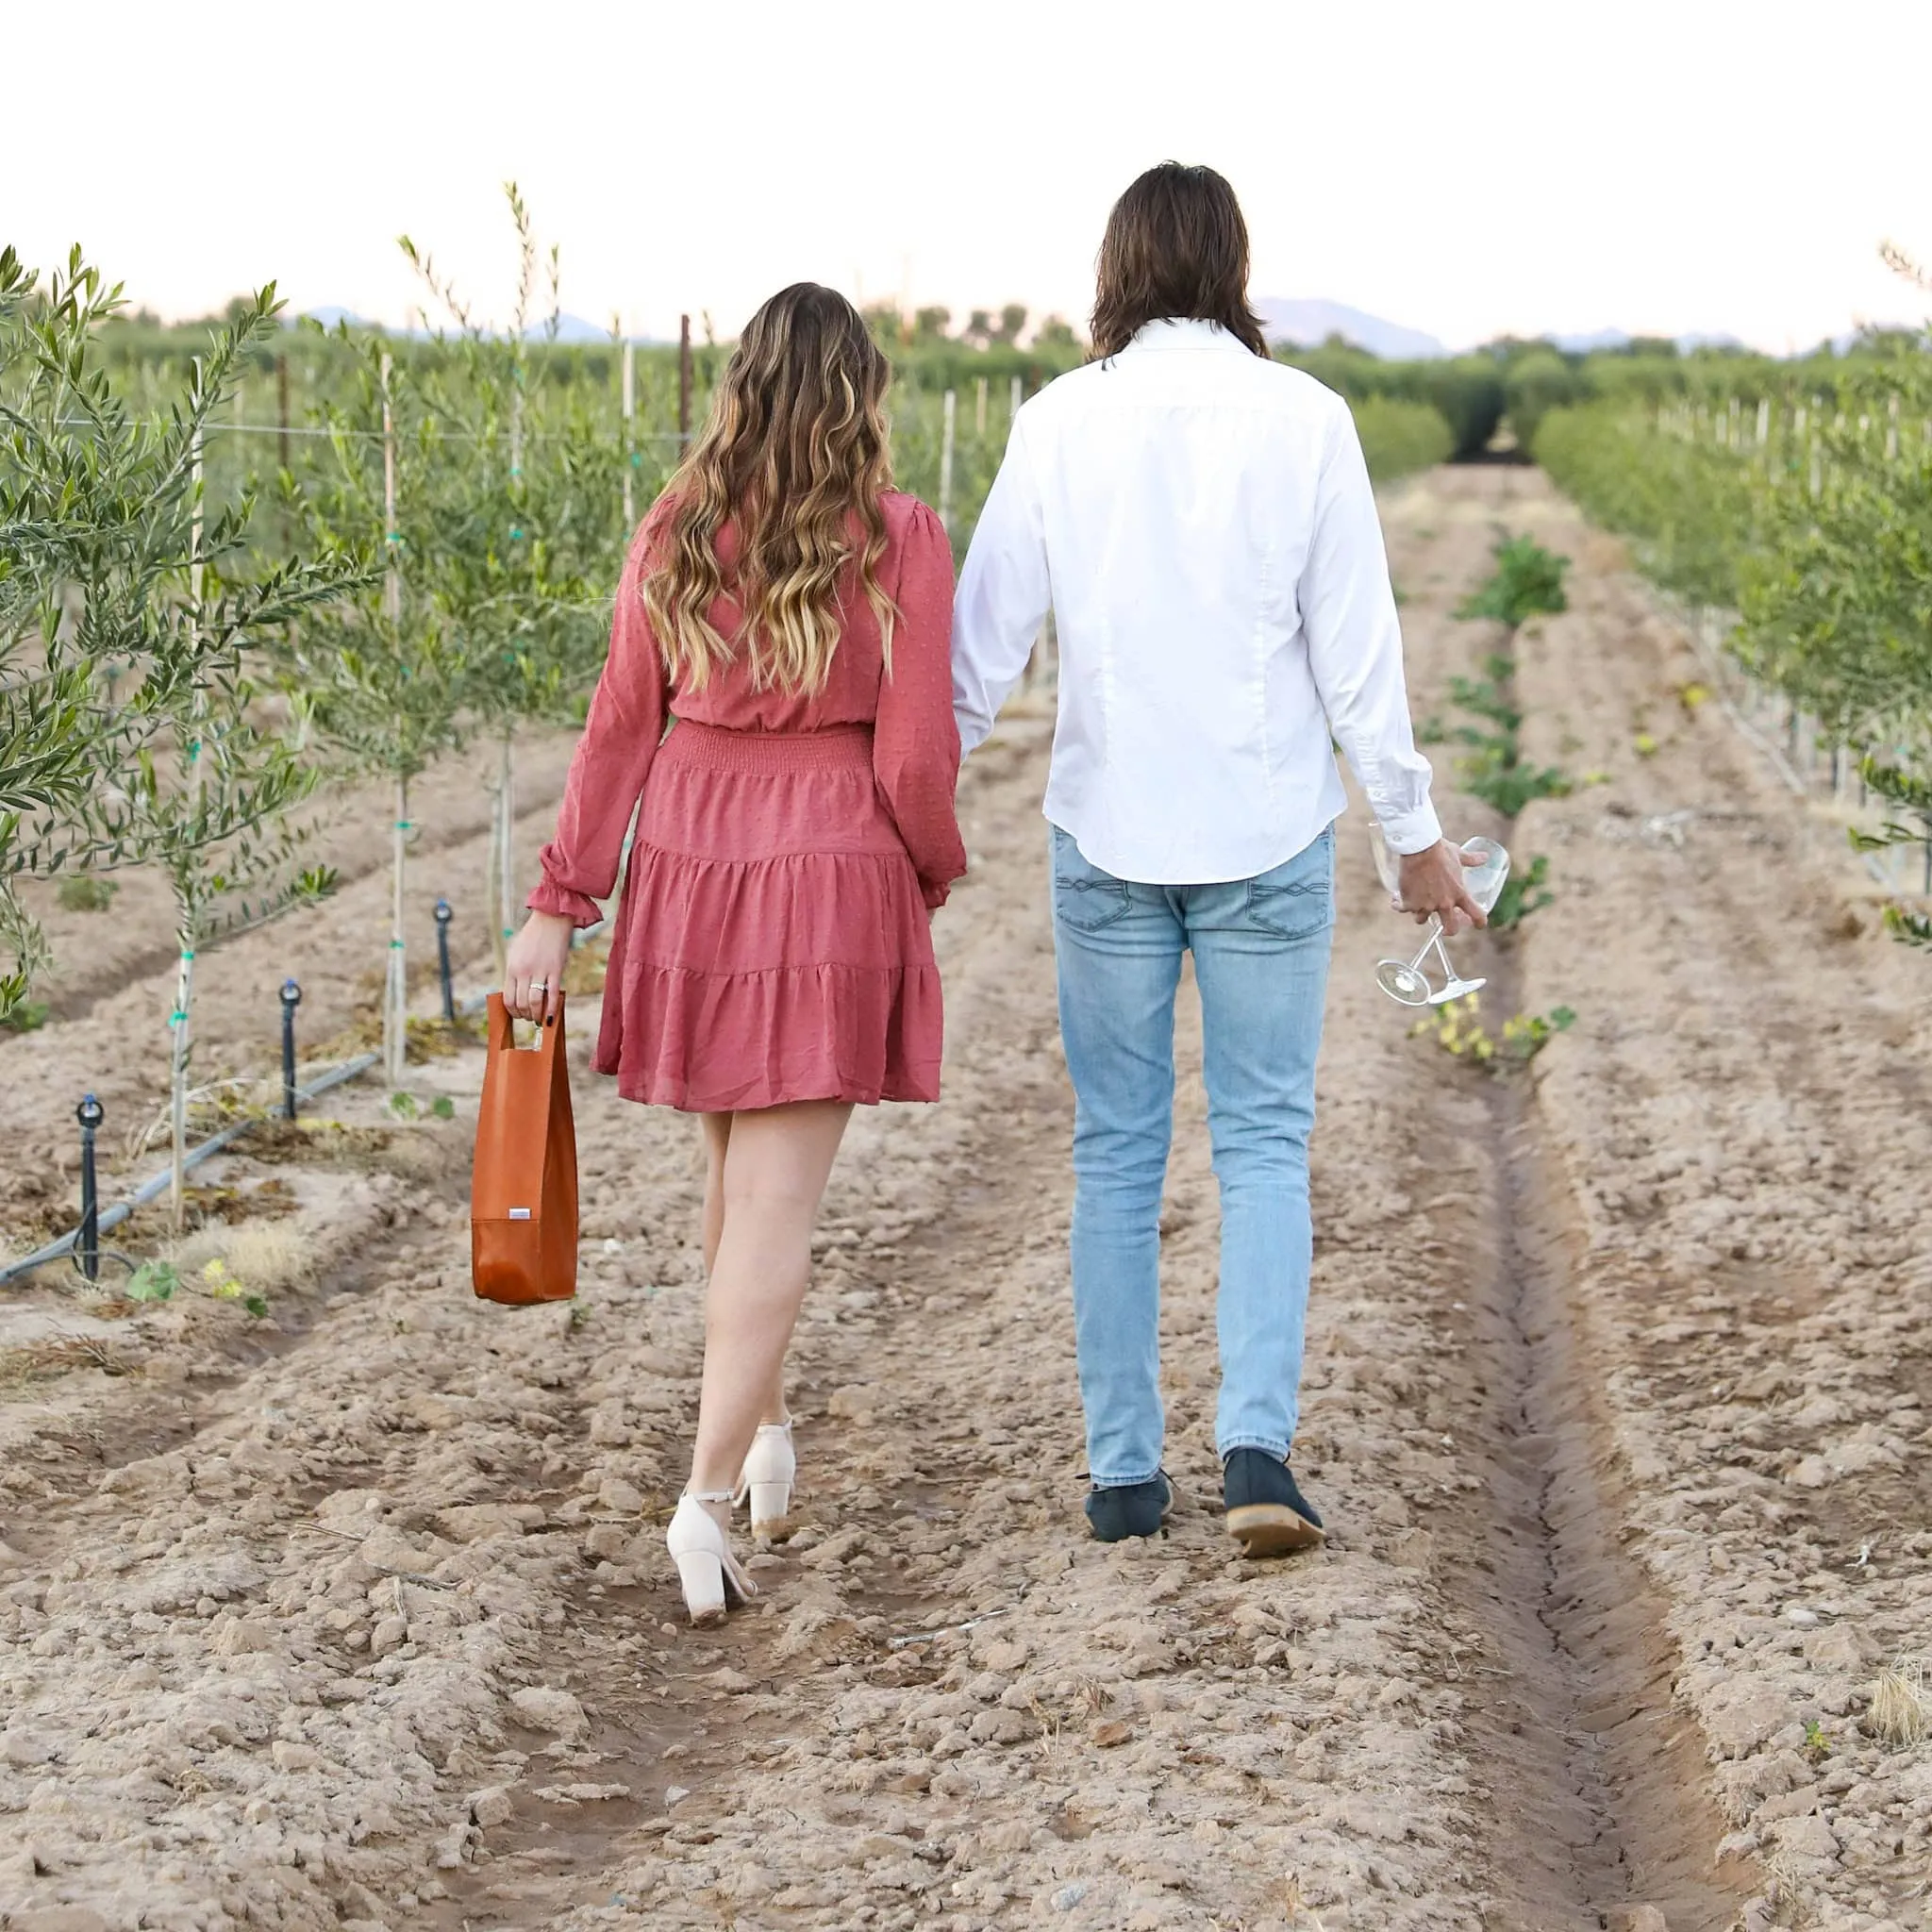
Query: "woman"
504 284 966 1625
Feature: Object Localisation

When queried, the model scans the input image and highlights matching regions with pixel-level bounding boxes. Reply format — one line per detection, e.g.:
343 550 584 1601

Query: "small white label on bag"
508 1208 532 1221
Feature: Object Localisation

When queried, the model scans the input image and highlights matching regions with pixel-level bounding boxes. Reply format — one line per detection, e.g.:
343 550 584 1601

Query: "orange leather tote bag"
471 993 579 1305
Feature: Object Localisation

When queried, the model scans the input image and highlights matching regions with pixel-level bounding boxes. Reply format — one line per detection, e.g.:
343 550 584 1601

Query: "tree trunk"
385 777 409 1088
169 927 194 1236
496 729 516 978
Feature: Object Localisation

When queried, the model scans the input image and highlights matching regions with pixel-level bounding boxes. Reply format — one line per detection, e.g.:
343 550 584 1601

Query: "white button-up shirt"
952 317 1442 882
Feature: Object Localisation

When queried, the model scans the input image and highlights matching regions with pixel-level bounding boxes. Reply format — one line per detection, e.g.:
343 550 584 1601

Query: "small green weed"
1500 1007 1577 1058
386 1091 457 1121
1457 533 1570 629
0 1000 49 1034
57 874 118 913
292 864 341 903
1881 906 1932 948
1490 855 1554 929
1445 655 1523 735
1435 655 1572 817
1801 1718 1830 1765
1411 993 1575 1069
1457 742 1573 816
126 1260 179 1302
201 1257 245 1300
198 1258 269 1319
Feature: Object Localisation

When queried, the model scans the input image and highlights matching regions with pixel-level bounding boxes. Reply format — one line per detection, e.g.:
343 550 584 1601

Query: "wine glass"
1368 826 1509 1008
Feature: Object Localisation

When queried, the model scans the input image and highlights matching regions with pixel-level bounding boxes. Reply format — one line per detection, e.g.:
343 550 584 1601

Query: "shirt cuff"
954 708 994 758
525 878 606 927
1377 800 1443 857
920 876 952 911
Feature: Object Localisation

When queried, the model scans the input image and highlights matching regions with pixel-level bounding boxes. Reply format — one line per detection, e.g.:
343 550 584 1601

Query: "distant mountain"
1257 298 1447 361
1549 327 1630 354
297 306 628 343
299 305 371 331
1545 327 1752 356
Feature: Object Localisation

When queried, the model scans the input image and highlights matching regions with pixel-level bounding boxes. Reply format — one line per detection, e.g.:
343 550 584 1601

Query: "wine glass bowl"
1457 836 1510 916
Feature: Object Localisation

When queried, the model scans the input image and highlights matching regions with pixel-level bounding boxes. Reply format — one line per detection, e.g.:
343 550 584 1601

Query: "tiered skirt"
593 720 943 1111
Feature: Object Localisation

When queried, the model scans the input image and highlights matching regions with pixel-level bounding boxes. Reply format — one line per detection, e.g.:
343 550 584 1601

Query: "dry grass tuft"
1869 1657 1931 1749
1276 1873 1328 1930
1761 1845 1807 1914
0 1333 130 1392
169 1219 317 1298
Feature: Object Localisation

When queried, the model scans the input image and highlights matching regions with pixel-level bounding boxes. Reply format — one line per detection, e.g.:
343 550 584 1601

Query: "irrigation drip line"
0 916 607 1291
0 1051 377 1287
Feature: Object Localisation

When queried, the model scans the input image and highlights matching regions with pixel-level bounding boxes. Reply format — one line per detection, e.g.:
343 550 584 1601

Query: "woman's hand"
505 912 575 1023
1395 841 1488 938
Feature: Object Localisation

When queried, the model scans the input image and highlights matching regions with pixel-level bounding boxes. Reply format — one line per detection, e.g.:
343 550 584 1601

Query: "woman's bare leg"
700 1112 732 1276
688 1100 851 1512
700 1109 790 1433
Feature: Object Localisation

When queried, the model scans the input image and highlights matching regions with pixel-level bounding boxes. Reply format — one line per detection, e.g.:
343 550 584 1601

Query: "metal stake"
435 898 456 1022
280 980 302 1121
76 1094 104 1283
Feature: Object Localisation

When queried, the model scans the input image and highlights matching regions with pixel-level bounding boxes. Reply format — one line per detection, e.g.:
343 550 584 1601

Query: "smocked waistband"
662 717 874 772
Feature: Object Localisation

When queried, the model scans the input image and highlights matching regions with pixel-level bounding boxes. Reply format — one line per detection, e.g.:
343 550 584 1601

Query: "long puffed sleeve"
874 502 968 909
526 522 670 924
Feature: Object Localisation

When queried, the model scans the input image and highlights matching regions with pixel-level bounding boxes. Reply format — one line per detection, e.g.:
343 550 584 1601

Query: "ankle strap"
683 1488 735 1505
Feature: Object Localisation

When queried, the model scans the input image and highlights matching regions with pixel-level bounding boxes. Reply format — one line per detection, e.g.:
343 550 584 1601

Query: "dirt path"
4 469 1928 1932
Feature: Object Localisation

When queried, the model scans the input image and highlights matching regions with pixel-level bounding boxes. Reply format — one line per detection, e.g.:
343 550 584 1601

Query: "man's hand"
505 912 575 1023
1395 841 1487 937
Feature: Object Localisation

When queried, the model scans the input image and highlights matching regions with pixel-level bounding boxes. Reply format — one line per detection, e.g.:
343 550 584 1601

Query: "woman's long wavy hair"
1090 162 1269 361
641 283 896 695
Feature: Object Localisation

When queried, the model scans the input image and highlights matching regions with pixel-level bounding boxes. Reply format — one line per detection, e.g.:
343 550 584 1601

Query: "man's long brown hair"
642 283 896 695
1090 163 1269 361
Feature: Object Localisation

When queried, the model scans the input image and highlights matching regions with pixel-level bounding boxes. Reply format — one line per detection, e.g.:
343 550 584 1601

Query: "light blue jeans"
1051 822 1335 1487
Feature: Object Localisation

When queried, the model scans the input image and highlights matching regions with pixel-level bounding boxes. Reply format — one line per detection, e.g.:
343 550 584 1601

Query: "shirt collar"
1121 317 1252 355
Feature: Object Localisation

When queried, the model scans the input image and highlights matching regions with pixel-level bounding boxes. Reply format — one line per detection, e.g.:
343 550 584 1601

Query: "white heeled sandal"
666 1491 758 1627
733 1419 796 1537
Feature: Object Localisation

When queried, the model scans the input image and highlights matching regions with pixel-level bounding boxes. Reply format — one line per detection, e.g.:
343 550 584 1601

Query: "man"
952 162 1481 1554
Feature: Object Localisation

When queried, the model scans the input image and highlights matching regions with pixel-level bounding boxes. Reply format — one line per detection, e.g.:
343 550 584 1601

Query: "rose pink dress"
527 491 967 1112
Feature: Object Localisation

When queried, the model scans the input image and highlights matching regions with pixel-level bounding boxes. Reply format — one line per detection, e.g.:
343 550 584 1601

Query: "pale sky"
14 0 1929 354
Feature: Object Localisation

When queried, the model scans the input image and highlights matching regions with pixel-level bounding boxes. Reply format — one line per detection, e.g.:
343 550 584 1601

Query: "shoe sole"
1225 1503 1325 1557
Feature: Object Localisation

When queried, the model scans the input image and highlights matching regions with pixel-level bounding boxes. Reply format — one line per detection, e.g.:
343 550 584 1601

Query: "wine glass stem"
1407 917 1444 972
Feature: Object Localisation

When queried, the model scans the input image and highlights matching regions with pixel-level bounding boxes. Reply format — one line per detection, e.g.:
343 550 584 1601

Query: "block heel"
734 1420 797 1538
746 1480 792 1535
666 1491 757 1627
